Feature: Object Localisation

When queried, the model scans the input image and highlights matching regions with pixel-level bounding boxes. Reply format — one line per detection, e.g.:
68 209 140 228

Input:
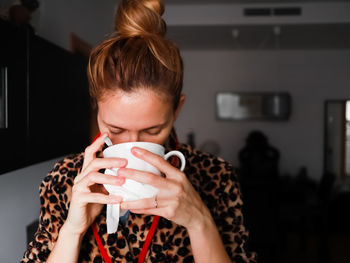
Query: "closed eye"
109 128 124 135
143 127 162 135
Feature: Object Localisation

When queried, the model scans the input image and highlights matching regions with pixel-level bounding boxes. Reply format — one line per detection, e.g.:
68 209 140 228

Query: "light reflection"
346 101 350 176
0 67 8 129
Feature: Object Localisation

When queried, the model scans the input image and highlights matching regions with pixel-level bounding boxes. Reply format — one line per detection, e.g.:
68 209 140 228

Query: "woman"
21 0 257 262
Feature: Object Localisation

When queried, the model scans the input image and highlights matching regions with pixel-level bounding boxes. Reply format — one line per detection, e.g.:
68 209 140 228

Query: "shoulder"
36 153 84 233
178 143 239 193
40 153 84 194
178 143 235 178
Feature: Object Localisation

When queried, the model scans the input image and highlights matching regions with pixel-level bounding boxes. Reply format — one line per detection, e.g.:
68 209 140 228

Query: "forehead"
98 90 173 128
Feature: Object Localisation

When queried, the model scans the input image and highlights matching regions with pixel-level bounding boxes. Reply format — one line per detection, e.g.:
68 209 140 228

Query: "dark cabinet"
0 19 90 174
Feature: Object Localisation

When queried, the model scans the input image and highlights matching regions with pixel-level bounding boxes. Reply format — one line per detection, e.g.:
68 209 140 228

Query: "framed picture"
216 92 291 121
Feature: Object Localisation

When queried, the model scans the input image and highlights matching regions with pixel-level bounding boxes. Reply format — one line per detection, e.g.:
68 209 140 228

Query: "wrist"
187 206 215 234
186 208 231 263
60 222 86 240
47 222 84 262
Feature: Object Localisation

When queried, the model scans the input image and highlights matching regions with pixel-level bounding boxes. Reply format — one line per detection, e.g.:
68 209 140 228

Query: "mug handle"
164 151 186 171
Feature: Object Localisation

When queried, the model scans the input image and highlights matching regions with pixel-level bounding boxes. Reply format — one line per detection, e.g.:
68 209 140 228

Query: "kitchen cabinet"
0 19 90 174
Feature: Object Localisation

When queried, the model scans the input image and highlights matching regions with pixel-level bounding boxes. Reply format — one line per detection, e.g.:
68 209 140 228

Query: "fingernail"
131 147 143 155
120 159 128 166
114 176 125 185
112 159 126 168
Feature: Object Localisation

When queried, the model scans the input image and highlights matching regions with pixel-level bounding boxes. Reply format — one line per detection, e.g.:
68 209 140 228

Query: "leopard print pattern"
21 143 257 263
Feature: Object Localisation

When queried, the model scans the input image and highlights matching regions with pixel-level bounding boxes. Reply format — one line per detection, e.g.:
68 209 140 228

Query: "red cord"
92 132 101 143
137 215 160 263
92 223 113 263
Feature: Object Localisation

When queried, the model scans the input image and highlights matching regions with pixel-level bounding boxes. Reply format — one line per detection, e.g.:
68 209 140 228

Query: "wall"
36 0 118 49
30 1 350 181
16 0 349 181
175 50 350 180
0 157 61 262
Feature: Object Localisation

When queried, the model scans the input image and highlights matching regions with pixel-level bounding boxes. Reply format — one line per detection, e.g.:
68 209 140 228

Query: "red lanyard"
91 131 179 263
92 223 113 263
92 215 160 263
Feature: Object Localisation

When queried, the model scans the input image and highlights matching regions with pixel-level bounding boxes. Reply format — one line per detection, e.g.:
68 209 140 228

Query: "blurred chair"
238 130 280 263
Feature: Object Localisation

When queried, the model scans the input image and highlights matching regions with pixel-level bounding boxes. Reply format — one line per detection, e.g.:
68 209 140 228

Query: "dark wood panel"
0 19 90 174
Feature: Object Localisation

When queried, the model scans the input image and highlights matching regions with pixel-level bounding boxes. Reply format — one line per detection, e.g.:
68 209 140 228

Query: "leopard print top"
21 143 257 263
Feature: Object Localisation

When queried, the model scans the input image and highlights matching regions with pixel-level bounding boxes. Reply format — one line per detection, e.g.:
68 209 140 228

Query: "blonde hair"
88 0 183 109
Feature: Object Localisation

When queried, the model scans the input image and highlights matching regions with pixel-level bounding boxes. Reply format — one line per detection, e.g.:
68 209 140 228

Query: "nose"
128 131 140 142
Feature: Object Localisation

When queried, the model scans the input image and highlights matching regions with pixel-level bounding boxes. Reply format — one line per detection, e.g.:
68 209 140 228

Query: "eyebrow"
105 122 166 131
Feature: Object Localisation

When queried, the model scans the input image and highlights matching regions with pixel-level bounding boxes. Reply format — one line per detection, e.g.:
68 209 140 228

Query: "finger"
121 197 159 210
75 157 127 183
130 204 179 222
74 172 125 192
83 133 108 170
78 192 123 204
117 167 166 188
129 207 169 218
131 147 180 179
84 158 127 177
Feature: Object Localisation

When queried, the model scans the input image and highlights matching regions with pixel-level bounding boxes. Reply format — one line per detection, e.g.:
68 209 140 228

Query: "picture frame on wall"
216 92 292 121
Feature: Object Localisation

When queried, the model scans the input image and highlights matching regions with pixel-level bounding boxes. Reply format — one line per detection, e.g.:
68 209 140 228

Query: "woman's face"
97 89 184 145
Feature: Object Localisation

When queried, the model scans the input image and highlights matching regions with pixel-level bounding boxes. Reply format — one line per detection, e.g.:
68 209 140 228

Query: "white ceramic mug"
103 141 186 201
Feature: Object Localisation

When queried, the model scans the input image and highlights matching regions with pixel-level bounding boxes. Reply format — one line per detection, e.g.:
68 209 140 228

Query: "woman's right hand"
63 133 127 235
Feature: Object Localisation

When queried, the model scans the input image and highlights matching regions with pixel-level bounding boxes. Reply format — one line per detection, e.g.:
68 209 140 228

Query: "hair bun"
115 0 166 38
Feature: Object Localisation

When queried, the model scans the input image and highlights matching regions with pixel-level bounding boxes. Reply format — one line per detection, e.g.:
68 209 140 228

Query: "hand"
64 133 127 235
118 147 212 230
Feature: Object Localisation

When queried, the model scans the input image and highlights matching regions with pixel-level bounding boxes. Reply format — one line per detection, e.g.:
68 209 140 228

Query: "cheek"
108 133 131 145
139 126 173 144
139 134 168 145
108 132 168 145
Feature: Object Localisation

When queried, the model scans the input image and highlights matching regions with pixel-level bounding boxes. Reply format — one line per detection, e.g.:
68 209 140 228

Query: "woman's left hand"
118 147 212 230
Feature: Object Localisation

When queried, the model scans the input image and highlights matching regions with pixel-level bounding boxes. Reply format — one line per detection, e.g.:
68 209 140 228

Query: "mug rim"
103 141 165 155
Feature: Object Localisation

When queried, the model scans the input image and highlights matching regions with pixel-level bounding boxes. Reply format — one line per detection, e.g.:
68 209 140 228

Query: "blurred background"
1 0 350 262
